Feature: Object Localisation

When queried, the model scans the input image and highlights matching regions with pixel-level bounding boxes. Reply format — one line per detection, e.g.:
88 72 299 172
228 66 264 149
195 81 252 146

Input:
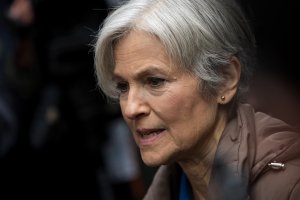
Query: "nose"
121 88 150 120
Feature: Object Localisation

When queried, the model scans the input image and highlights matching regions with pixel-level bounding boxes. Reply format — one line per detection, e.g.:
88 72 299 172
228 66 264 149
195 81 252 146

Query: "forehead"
114 30 167 60
113 30 175 75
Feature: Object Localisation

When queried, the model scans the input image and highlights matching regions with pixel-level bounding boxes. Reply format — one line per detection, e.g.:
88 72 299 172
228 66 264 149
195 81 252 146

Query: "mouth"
136 128 165 139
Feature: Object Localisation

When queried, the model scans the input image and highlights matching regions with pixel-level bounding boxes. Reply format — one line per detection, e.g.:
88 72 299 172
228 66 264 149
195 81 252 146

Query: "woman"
94 0 300 199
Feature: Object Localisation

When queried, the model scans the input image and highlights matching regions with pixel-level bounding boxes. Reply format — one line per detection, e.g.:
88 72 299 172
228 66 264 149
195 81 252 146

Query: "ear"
217 56 241 104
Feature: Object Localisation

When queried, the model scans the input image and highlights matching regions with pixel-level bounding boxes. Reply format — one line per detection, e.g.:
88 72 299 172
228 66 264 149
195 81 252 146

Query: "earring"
221 96 225 101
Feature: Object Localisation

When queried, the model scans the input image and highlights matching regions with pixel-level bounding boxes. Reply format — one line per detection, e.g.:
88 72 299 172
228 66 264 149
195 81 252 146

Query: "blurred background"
0 0 299 199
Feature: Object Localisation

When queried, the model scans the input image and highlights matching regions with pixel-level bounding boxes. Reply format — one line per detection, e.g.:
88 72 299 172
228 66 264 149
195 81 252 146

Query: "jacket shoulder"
250 157 300 200
248 105 300 199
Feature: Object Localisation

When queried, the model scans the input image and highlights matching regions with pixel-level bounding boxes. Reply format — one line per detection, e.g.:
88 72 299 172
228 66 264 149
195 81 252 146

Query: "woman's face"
113 31 224 166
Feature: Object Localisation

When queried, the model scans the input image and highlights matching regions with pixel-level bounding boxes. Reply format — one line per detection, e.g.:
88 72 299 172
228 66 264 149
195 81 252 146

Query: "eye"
146 77 166 88
116 81 129 94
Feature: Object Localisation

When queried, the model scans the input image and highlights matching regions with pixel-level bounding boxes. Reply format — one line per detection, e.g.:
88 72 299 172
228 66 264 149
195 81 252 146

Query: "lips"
136 128 165 144
137 128 164 137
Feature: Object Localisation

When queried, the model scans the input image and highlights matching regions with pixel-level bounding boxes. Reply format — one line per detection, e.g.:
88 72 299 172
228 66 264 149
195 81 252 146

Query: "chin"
143 160 161 167
140 151 175 167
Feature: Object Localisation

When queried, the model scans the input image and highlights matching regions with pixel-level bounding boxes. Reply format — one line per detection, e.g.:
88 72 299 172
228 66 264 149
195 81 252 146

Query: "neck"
178 108 227 200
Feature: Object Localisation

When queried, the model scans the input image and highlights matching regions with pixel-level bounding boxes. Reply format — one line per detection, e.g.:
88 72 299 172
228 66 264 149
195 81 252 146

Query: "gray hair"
94 0 256 101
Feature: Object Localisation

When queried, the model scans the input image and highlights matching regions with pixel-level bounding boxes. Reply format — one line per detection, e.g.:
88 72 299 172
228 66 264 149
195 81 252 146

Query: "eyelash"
146 77 166 88
115 77 167 95
116 82 128 94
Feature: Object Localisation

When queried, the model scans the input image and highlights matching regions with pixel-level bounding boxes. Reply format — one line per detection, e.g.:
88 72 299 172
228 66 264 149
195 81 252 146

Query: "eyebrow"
113 65 169 81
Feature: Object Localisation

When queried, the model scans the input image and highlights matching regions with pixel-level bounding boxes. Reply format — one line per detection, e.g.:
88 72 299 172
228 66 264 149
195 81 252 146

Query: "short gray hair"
94 0 256 101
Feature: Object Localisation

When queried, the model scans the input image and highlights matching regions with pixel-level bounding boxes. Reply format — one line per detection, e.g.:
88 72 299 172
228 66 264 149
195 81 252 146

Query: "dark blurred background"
242 0 300 132
0 0 299 199
0 0 152 199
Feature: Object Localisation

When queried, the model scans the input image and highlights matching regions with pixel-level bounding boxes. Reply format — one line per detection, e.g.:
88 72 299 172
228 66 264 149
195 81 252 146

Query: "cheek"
119 102 126 119
158 88 200 119
151 96 184 126
159 91 215 142
154 90 200 136
119 101 132 127
120 101 125 115
154 89 186 112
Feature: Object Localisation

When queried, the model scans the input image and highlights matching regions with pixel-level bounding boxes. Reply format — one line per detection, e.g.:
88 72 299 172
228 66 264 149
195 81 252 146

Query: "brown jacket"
143 104 300 200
